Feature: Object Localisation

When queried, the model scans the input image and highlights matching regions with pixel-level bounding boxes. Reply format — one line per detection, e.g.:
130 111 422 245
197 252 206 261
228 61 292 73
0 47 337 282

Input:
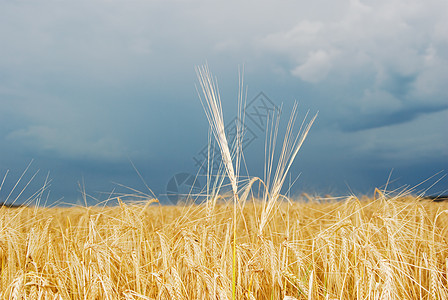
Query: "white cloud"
291 50 332 83
258 0 447 84
261 20 324 53
255 0 448 133
410 45 448 104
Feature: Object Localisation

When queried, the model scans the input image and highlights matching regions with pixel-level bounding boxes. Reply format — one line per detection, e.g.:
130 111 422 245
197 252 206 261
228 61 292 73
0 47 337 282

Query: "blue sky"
1 0 447 205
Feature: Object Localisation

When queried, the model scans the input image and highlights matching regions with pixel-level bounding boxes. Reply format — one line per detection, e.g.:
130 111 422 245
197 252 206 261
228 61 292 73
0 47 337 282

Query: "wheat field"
2 66 446 299
1 193 448 299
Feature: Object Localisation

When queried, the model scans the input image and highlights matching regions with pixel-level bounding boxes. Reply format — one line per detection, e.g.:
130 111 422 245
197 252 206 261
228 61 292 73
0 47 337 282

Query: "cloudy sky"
1 0 447 205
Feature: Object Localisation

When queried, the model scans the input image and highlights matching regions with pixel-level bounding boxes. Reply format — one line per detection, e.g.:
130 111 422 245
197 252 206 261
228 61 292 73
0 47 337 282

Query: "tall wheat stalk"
195 65 317 297
259 104 317 236
195 65 241 299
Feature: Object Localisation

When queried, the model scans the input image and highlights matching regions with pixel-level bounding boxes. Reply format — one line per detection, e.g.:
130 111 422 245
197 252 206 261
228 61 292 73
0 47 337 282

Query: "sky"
1 0 447 206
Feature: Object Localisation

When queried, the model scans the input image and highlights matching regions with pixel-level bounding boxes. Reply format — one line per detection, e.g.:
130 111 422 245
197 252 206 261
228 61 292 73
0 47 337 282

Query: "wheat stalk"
195 64 242 299
258 104 317 236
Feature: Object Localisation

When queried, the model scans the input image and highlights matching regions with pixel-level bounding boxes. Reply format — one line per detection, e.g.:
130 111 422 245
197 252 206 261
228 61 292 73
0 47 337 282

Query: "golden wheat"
0 196 447 299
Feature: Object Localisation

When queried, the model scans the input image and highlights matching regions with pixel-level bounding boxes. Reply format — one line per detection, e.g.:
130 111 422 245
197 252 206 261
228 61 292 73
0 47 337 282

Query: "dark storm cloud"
1 0 447 205
339 104 448 132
